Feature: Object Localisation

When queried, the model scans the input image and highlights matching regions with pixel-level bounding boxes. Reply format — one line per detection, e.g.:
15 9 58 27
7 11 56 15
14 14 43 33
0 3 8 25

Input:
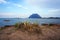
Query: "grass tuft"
14 22 42 34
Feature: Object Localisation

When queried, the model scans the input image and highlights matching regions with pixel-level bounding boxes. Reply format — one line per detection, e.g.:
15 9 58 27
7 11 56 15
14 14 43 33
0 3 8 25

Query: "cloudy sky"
0 0 60 18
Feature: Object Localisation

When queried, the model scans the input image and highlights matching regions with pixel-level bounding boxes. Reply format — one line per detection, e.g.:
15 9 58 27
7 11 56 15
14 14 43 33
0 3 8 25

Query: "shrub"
0 27 2 30
0 27 3 31
48 24 54 26
42 24 48 26
14 22 42 34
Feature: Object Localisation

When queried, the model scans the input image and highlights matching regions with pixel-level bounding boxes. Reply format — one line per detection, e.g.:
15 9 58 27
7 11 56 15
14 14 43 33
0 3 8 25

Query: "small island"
29 13 41 18
4 20 10 22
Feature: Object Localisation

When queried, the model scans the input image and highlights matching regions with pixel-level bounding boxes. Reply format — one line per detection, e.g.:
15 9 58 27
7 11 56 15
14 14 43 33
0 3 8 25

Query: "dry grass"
0 22 60 40
15 22 41 34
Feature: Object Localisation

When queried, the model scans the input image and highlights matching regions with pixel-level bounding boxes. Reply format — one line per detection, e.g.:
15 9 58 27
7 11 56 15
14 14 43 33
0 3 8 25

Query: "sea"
0 18 60 27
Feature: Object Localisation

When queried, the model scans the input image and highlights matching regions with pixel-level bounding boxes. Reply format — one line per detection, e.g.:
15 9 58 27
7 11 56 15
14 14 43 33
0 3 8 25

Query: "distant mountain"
29 14 41 18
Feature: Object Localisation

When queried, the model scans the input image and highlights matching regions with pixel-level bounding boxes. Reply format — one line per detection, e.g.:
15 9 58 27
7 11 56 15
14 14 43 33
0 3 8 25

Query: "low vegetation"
15 22 42 34
0 27 5 31
0 22 60 40
0 27 2 31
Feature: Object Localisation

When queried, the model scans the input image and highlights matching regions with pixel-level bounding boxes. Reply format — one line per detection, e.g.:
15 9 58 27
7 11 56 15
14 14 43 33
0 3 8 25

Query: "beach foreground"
0 23 60 40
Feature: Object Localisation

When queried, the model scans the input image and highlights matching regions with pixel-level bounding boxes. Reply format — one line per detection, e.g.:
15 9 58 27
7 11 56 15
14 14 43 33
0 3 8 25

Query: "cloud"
25 0 58 4
24 0 60 9
48 9 60 13
0 0 7 4
0 12 29 18
0 13 16 15
1 0 28 10
44 9 60 17
0 12 20 18
0 0 28 10
12 3 28 9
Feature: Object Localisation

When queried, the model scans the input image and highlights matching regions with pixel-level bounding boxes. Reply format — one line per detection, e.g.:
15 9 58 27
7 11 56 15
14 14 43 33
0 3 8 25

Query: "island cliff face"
29 14 41 18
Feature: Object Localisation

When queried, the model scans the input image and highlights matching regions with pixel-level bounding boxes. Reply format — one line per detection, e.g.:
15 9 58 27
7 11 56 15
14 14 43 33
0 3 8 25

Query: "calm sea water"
0 18 60 27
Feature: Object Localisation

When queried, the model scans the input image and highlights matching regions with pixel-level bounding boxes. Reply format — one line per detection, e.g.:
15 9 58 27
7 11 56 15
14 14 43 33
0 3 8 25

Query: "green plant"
14 23 20 29
0 27 3 31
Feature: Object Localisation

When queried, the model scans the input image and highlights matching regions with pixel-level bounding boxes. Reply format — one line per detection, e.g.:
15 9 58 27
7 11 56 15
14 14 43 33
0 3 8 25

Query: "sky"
0 0 60 18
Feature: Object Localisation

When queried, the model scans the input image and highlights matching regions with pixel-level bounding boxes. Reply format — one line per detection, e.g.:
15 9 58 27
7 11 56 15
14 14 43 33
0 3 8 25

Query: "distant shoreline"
0 18 60 19
41 18 60 19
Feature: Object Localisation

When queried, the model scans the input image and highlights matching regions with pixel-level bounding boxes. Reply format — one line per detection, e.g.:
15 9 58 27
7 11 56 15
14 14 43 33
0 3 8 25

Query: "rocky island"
29 14 41 18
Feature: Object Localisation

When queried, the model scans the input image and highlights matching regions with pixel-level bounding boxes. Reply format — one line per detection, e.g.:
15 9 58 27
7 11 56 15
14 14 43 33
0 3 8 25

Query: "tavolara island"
29 14 41 18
